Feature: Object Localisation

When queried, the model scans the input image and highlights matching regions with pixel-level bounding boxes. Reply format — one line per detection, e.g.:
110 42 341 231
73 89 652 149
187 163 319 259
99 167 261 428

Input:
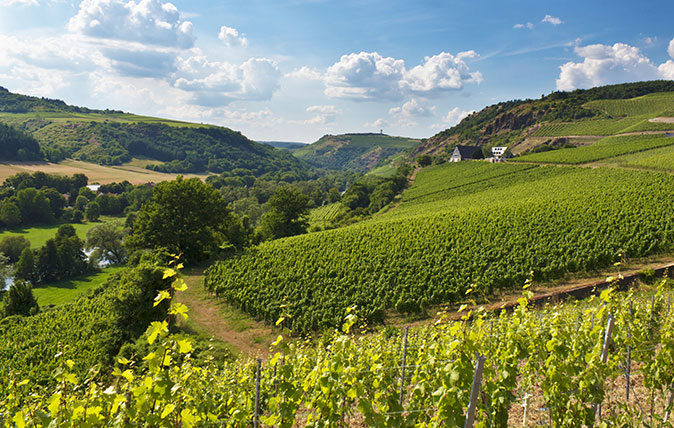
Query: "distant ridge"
0 87 310 179
293 133 420 172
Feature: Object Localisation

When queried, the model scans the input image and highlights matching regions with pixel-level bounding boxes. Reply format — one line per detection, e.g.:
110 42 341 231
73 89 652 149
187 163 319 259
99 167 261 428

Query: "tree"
258 185 311 240
74 195 88 211
86 222 127 265
16 188 54 224
85 201 101 222
2 280 39 317
0 235 30 263
14 247 36 283
0 253 11 291
0 202 21 227
417 154 433 167
126 177 241 262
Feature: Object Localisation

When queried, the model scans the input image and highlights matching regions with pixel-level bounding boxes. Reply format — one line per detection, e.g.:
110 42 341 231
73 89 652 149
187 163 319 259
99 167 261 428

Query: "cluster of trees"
207 171 353 227
0 172 153 229
0 122 42 161
339 165 411 217
14 225 92 285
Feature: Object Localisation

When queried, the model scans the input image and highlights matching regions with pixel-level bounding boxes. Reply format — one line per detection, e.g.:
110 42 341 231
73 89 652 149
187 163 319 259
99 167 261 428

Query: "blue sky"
1 0 673 142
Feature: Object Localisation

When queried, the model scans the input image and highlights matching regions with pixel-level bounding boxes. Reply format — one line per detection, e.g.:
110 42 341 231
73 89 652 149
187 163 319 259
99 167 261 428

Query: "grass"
0 159 210 185
0 111 214 128
512 134 674 165
32 265 126 306
0 215 123 248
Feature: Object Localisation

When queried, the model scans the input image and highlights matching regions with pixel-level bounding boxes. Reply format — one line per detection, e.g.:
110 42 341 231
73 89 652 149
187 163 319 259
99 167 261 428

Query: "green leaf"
161 403 176 419
154 290 171 307
147 321 168 345
177 339 193 354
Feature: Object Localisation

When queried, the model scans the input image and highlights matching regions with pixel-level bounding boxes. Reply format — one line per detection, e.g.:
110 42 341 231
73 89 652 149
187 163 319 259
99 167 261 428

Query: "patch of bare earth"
649 117 674 123
176 267 276 358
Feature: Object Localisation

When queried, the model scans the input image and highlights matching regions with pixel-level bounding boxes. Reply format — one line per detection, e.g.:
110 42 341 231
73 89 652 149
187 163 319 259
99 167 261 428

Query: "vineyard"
513 134 674 164
308 203 344 229
585 92 674 117
603 143 674 172
4 267 674 427
204 162 674 334
530 118 643 137
0 261 169 389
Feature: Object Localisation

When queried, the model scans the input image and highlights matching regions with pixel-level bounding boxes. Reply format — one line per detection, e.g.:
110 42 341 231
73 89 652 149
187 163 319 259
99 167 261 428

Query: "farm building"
491 146 513 161
450 145 484 162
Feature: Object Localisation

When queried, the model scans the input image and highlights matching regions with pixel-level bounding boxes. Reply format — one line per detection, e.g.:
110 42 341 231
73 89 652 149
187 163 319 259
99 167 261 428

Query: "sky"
1 0 673 143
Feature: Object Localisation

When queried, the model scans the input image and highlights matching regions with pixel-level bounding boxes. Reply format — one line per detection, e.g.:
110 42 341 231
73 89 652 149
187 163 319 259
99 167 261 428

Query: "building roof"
454 145 483 158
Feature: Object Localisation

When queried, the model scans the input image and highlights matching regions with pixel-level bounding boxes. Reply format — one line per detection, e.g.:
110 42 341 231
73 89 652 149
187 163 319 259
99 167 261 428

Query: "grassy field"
584 92 674 117
32 265 126 306
0 215 123 248
0 111 213 128
512 134 674 164
0 159 210 185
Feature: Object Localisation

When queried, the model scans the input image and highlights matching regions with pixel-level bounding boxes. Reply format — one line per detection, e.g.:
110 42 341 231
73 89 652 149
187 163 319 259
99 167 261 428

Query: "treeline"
0 172 153 229
35 121 310 177
0 86 121 114
0 122 42 161
13 225 92 285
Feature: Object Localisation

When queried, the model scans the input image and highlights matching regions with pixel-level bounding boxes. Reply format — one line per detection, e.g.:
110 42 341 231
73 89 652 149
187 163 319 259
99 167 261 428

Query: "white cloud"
324 52 406 100
660 61 674 80
284 66 322 80
430 107 473 130
389 98 434 117
556 43 666 90
513 22 534 30
0 0 38 5
668 38 674 59
68 0 194 48
541 14 563 25
218 25 248 47
364 118 389 129
323 50 482 101
403 51 483 94
290 105 341 125
174 55 281 106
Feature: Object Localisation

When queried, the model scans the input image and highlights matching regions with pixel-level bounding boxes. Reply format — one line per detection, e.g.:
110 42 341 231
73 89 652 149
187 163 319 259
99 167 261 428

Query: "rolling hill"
293 132 420 172
0 86 309 179
416 80 674 158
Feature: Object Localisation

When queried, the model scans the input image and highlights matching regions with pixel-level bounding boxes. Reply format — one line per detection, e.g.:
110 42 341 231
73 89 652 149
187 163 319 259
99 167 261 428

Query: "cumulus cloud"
513 22 534 30
285 66 323 80
541 14 563 25
669 38 674 59
323 51 482 101
290 105 341 125
324 52 406 100
364 118 389 129
218 25 248 47
431 107 474 130
174 55 281 106
68 0 194 48
389 98 434 117
556 42 666 90
101 47 177 78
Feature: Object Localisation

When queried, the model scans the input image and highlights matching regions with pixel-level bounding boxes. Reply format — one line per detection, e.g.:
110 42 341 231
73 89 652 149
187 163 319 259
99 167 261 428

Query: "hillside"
260 141 307 151
293 133 420 172
417 80 674 157
0 87 309 178
205 160 674 333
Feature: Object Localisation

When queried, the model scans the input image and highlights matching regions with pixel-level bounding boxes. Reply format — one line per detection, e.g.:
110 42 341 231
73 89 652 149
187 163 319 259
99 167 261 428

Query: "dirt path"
176 267 276 358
